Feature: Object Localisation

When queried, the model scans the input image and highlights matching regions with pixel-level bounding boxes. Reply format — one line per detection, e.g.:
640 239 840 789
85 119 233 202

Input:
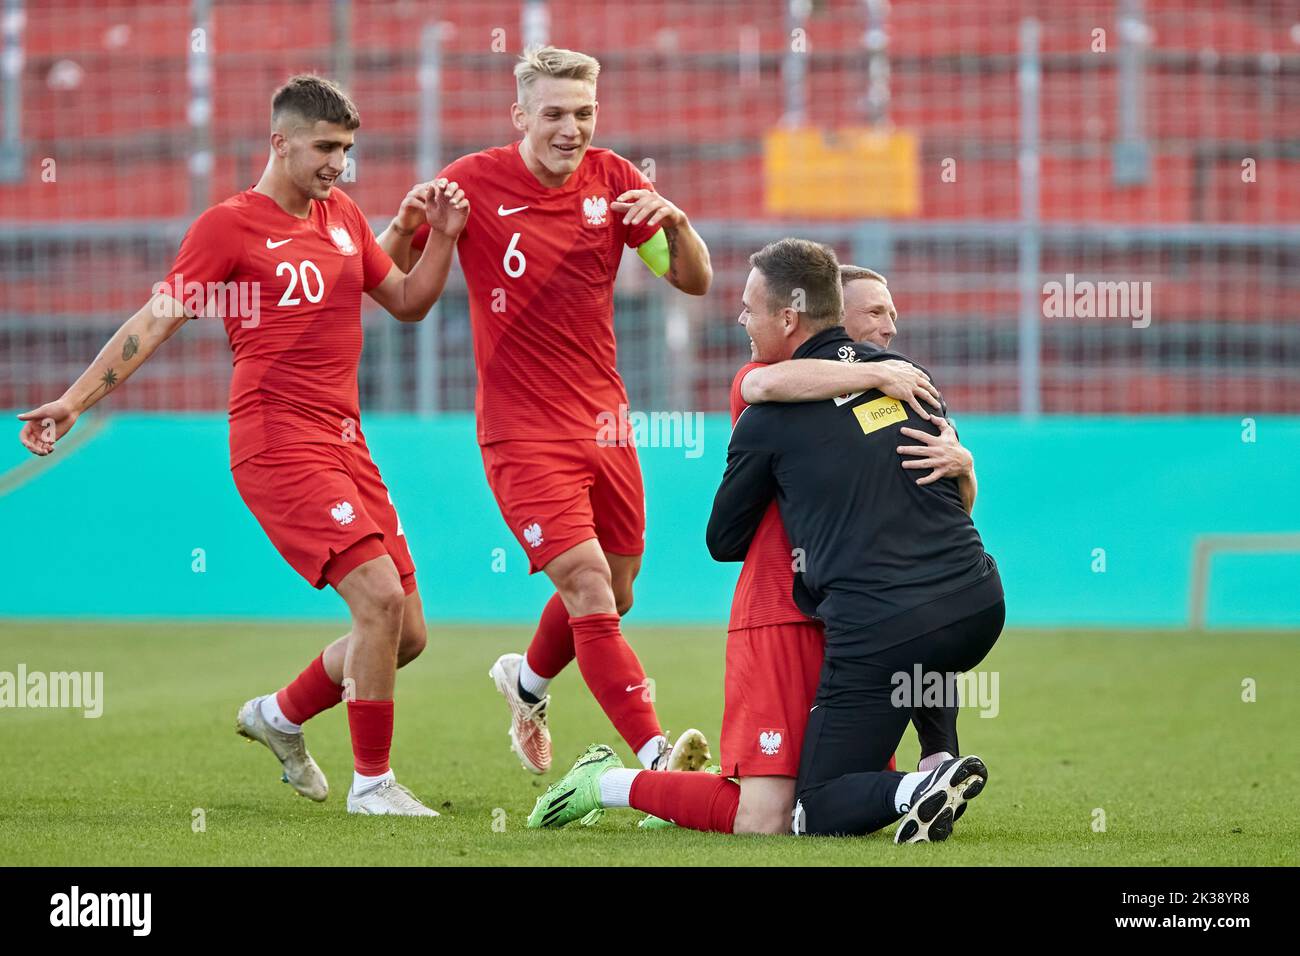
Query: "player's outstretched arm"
368 178 467 322
17 291 189 455
741 359 943 419
376 181 434 273
611 189 712 295
897 415 978 513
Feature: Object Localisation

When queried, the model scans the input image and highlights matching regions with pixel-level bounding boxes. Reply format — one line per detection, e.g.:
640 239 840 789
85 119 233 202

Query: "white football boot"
488 653 552 774
346 778 440 817
634 729 714 829
236 695 328 802
651 728 713 772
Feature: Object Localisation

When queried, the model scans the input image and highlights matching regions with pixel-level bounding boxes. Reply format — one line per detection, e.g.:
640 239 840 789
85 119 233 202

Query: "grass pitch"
1 620 1296 866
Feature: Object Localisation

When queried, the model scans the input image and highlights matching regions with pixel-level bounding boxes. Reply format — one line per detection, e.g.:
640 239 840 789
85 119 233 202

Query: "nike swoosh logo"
625 684 646 693
497 204 528 217
266 238 293 249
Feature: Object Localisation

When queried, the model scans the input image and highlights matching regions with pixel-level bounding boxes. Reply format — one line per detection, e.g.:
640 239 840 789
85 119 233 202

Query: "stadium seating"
3 0 1296 413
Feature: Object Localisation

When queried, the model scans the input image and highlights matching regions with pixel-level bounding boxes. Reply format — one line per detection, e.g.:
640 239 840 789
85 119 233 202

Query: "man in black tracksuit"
706 238 1005 841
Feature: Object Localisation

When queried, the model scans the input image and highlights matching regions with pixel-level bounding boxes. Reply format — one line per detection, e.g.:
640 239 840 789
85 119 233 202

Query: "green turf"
0 621 1296 866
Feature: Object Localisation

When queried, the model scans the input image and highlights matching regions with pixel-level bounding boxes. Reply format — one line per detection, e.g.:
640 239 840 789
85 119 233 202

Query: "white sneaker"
346 778 440 817
651 728 712 772
236 695 328 802
488 653 551 774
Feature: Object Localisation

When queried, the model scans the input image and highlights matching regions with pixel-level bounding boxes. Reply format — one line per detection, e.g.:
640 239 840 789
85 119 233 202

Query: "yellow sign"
852 396 907 435
763 126 919 218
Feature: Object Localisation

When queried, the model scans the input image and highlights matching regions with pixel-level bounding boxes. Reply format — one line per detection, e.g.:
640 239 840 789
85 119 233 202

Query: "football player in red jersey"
529 262 979 836
381 46 714 778
17 75 467 817
699 265 976 834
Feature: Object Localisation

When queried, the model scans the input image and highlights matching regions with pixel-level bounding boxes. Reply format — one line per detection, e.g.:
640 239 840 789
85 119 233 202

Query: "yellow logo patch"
852 396 907 435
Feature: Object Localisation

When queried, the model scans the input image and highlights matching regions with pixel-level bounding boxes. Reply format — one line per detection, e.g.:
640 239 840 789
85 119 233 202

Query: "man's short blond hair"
515 45 600 107
840 265 888 287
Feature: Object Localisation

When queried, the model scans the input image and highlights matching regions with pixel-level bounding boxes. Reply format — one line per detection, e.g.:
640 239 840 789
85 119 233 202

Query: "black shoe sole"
895 755 988 844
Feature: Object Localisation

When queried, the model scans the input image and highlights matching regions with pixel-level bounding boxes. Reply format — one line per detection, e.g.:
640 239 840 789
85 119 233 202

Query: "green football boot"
527 744 623 829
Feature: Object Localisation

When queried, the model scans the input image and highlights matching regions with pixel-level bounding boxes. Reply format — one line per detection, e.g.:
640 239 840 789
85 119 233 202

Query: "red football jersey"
726 362 812 631
159 187 394 466
412 143 661 445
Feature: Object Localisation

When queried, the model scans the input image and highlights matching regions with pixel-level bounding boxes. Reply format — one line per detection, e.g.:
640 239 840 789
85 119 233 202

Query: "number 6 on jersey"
503 232 526 278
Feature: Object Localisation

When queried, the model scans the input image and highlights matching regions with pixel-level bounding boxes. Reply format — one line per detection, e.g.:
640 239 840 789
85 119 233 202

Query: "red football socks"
524 593 576 679
569 612 662 752
346 698 394 776
630 771 740 833
275 653 343 725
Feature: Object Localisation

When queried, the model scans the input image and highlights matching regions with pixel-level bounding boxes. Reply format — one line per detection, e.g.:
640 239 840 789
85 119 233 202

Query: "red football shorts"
721 620 826 778
232 442 416 594
480 439 646 573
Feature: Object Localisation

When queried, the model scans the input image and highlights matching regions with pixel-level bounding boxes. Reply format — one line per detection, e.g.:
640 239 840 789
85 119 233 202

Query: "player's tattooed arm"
741 359 942 420
613 189 712 295
660 218 711 296
69 294 187 408
660 221 712 295
83 368 119 403
17 291 188 455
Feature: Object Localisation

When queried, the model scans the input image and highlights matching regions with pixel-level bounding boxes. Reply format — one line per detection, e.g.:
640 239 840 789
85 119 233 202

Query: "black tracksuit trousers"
794 600 1006 836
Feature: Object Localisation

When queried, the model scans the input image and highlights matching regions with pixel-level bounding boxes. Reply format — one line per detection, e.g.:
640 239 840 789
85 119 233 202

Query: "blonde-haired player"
382 47 713 778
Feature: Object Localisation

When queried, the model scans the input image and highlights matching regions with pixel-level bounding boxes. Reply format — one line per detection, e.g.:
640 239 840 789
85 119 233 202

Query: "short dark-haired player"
709 239 1004 841
19 75 468 816
526 243 985 835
